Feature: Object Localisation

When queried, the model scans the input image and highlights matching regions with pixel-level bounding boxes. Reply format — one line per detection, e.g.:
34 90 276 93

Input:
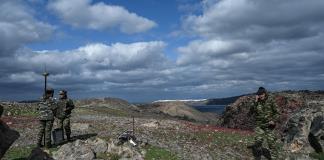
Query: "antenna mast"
42 65 50 97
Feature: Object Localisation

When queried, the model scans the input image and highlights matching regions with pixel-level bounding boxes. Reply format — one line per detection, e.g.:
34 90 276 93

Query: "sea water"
193 105 226 114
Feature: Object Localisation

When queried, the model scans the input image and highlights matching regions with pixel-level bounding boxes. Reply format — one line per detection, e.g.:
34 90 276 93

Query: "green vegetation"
176 115 197 122
2 145 59 160
3 105 38 117
2 145 34 160
96 152 121 160
76 106 128 117
144 145 178 160
310 152 324 160
196 130 254 145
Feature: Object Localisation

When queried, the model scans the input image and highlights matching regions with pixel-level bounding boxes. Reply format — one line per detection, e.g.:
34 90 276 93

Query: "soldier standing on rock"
56 90 75 141
37 88 57 148
249 87 280 160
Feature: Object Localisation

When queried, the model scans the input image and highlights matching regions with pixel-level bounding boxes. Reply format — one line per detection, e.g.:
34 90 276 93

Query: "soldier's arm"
50 99 59 111
67 99 75 110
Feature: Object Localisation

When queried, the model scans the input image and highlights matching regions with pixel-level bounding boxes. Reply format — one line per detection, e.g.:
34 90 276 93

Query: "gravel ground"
3 107 255 160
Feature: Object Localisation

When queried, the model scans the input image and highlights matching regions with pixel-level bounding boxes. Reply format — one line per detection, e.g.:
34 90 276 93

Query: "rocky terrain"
1 90 324 159
140 101 220 124
221 90 324 159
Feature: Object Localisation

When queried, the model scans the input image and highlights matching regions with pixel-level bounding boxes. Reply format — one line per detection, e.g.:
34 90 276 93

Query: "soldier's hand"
268 121 275 125
268 121 276 129
255 95 259 102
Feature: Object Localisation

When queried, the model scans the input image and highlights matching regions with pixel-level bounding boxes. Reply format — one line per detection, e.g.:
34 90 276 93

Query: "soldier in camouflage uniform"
56 90 75 141
36 88 57 148
250 87 280 160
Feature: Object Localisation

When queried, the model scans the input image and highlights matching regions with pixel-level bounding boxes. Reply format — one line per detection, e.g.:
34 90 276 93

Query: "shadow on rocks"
27 147 54 160
52 133 98 147
72 133 98 141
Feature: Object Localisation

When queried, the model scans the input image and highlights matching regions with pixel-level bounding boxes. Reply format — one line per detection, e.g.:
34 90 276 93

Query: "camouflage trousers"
59 117 71 140
36 120 54 148
254 126 279 160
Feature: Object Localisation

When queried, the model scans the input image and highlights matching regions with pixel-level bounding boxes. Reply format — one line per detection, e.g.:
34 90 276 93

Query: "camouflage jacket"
253 95 280 129
55 99 74 119
38 97 57 121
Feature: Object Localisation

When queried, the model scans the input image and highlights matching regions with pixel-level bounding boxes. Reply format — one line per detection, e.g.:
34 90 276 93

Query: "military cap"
59 90 67 95
256 87 267 95
46 88 54 94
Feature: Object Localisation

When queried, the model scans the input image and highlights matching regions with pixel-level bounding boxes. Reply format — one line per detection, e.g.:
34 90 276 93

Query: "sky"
1 0 324 102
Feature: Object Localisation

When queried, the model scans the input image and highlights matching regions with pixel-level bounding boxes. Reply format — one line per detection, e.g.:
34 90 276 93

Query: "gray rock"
52 140 95 160
0 119 20 158
282 102 324 158
71 123 91 132
141 121 160 128
53 138 144 160
86 138 108 153
106 140 144 160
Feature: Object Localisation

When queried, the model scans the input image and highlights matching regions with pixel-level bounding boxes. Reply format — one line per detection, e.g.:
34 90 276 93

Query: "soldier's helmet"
256 87 267 95
59 90 67 95
46 88 54 94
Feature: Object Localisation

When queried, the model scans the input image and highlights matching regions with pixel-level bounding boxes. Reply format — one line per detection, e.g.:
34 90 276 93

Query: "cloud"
183 0 324 41
177 0 324 93
1 0 324 101
177 39 251 65
48 0 157 34
0 0 54 56
0 41 172 100
17 41 167 72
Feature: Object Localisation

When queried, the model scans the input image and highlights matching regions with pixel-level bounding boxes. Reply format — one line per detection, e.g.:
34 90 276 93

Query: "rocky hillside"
221 90 324 159
1 97 219 123
150 101 220 123
75 97 139 110
221 90 324 130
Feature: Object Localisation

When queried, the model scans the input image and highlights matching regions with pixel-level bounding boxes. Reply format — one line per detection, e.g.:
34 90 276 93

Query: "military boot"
66 134 71 142
44 143 52 149
248 142 262 160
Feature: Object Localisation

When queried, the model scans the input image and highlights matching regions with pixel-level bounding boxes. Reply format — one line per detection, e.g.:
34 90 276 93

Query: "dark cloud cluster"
0 0 54 56
0 42 171 101
183 0 324 41
178 0 324 96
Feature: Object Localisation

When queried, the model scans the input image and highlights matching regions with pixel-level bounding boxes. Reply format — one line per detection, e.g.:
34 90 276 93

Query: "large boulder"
53 138 144 160
222 96 256 129
282 101 324 158
221 92 308 130
85 138 108 153
0 105 20 158
52 139 95 160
